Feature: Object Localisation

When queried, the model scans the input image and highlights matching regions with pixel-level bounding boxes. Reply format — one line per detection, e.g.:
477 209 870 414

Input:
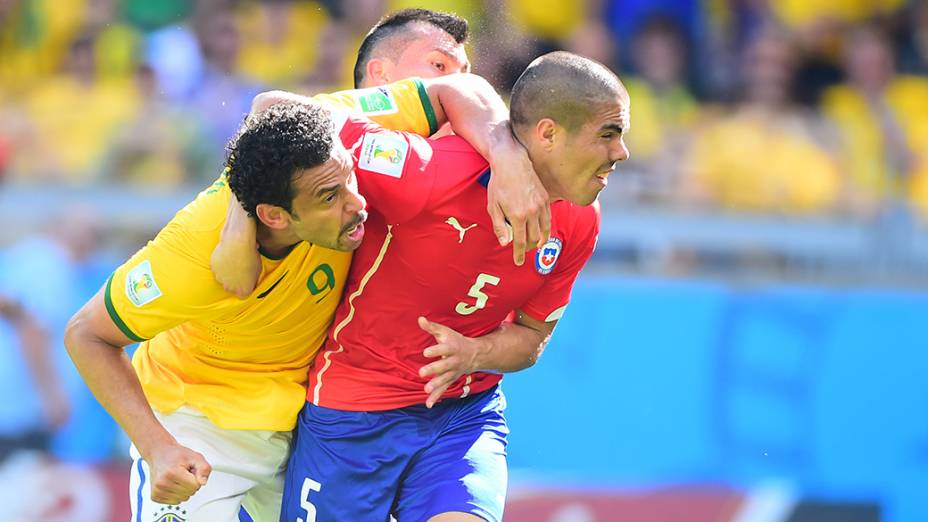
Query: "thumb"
418 316 448 339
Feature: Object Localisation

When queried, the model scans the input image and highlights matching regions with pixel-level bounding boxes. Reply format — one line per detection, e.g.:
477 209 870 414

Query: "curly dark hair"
226 103 334 218
354 8 468 87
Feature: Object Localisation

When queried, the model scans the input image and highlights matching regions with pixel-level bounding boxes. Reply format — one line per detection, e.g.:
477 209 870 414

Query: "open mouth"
343 212 368 241
345 222 365 241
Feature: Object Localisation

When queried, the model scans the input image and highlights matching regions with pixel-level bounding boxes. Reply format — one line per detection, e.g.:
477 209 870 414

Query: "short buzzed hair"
354 8 468 87
510 51 626 133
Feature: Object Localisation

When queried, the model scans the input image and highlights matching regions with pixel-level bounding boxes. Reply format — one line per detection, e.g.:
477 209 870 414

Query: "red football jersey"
308 116 600 411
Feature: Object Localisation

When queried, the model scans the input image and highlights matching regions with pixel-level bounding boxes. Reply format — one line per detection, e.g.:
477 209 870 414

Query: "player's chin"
337 222 366 251
570 186 603 206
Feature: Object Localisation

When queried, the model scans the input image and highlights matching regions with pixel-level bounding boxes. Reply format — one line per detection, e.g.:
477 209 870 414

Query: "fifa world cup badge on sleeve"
125 260 163 307
536 237 562 275
354 86 398 116
358 132 409 178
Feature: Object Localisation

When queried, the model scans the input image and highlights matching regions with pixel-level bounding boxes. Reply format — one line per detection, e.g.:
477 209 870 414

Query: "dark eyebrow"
599 123 624 135
432 48 467 68
315 184 340 199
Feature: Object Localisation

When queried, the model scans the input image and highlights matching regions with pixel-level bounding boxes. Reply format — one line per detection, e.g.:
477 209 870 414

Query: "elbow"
63 310 88 361
524 338 550 370
251 90 291 115
523 347 542 370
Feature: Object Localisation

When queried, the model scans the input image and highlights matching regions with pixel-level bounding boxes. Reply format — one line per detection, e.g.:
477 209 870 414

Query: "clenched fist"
147 443 212 505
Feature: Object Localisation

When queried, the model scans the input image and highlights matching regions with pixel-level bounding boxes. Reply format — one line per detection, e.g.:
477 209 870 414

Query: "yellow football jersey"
105 78 435 431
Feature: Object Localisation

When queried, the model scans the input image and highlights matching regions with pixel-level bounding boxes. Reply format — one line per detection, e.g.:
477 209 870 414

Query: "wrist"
135 426 177 463
469 335 493 373
487 122 517 157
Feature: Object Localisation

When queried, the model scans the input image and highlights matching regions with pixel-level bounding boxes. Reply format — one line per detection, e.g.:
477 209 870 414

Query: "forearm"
428 73 512 158
64 329 174 460
473 320 549 373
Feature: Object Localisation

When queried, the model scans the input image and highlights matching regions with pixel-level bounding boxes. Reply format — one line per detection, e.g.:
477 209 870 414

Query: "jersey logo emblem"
358 132 408 178
125 260 162 307
536 237 562 275
355 86 398 116
445 217 477 243
154 505 186 521
256 271 287 299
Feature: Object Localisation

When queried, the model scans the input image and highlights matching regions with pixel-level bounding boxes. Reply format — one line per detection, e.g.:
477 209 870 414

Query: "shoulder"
149 177 230 264
425 135 488 172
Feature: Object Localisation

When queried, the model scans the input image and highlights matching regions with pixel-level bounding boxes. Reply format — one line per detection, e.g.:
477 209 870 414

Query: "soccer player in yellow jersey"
64 74 544 522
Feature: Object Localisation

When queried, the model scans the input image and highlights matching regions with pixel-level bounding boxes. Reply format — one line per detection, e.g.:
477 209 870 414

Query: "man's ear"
255 203 291 230
366 58 392 85
535 118 559 151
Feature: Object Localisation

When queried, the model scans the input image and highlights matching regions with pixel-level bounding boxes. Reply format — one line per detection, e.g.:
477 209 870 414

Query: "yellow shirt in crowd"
822 77 928 204
688 110 841 214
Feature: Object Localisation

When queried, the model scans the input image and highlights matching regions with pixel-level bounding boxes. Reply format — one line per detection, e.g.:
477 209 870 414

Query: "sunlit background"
1 0 927 520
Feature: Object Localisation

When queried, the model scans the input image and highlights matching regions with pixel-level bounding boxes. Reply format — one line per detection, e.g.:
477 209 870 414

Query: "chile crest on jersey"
536 237 562 275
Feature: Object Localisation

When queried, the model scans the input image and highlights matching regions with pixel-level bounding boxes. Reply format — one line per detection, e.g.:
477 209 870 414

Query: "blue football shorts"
280 385 509 522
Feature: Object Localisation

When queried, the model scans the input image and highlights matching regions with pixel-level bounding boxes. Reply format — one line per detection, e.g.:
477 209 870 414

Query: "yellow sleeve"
313 78 439 137
104 185 231 341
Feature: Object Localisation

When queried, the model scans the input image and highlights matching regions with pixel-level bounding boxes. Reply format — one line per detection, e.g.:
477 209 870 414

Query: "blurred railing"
3 184 927 286
594 204 928 286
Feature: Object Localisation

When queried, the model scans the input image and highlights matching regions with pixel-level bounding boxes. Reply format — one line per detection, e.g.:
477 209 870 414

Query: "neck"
513 125 561 202
256 224 299 258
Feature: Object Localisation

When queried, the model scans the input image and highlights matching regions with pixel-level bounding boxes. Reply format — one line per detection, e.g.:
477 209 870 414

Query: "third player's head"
510 51 631 206
226 104 367 252
354 8 470 88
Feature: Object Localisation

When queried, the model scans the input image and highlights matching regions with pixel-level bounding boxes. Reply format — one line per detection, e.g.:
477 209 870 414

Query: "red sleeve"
520 201 600 323
340 114 488 224
336 114 433 223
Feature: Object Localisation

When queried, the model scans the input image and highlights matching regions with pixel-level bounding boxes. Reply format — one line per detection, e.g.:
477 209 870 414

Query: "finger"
525 212 542 254
191 460 212 486
538 203 552 249
419 357 456 378
425 371 458 394
425 375 458 408
151 483 196 504
423 343 450 359
152 490 184 505
165 466 203 493
426 390 443 408
510 217 527 266
155 489 195 505
418 316 454 341
417 316 439 339
488 203 511 246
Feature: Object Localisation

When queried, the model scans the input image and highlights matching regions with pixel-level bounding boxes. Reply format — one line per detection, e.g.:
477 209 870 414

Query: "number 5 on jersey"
455 273 500 315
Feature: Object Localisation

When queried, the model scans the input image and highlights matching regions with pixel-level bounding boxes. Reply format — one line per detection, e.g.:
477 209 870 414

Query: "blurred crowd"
0 4 926 510
0 0 927 222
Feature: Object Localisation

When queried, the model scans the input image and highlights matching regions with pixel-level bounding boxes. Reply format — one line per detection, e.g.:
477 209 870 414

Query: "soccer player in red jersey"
278 51 630 522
